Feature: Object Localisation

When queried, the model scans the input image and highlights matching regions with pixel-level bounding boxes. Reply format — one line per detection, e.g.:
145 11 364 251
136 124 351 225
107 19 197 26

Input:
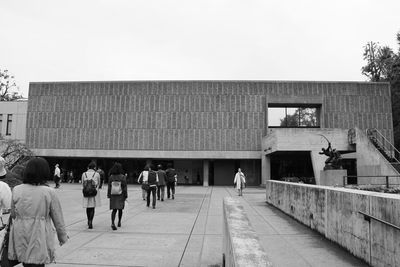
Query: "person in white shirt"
54 164 61 188
233 168 246 196
137 166 149 201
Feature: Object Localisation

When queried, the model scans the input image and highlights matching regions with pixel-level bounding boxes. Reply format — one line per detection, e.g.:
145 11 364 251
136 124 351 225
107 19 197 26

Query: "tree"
0 68 23 101
280 108 318 127
362 31 400 149
0 137 34 170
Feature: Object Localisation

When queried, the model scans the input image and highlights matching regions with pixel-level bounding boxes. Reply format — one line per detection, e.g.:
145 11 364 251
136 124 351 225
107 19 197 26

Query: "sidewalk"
41 184 367 267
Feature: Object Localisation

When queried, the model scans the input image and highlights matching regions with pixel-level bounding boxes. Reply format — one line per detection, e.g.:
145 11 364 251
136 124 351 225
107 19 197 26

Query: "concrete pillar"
261 155 271 186
310 151 325 185
203 160 209 187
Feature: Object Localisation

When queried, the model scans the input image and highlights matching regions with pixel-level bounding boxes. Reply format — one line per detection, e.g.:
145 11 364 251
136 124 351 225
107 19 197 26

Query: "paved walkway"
38 184 369 267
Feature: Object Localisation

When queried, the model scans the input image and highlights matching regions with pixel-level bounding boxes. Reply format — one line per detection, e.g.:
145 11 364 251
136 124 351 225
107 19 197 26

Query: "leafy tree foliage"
280 108 318 127
0 137 34 170
0 69 23 101
362 32 400 149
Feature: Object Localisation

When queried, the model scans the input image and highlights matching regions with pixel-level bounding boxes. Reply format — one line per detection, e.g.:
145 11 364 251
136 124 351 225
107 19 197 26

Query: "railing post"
343 176 346 187
386 176 389 188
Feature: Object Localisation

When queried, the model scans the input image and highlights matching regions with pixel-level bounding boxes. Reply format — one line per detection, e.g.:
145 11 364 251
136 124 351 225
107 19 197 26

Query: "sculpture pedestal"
319 169 347 186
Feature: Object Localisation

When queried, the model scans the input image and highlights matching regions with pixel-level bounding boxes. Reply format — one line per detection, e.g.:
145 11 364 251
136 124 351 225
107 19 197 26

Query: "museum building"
25 80 396 186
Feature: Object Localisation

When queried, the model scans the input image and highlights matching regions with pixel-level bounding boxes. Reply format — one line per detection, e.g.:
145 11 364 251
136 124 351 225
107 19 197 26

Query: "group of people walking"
137 163 177 208
0 156 246 266
81 162 177 231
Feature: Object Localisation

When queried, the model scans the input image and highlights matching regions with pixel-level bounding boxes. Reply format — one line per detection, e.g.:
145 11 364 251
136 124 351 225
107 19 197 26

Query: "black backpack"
148 171 157 185
83 172 97 197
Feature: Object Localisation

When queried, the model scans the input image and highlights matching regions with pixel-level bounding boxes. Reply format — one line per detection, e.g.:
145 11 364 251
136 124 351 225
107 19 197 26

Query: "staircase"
366 129 400 173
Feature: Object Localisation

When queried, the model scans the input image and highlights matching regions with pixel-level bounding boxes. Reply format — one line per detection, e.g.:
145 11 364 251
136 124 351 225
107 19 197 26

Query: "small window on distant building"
6 114 12 136
0 114 2 136
268 105 320 128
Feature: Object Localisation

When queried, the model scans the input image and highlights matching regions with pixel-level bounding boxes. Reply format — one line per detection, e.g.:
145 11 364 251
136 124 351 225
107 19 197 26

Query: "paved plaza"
37 184 369 267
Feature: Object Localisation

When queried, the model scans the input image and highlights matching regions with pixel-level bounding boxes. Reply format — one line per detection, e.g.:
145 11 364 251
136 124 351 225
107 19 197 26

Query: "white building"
0 100 27 141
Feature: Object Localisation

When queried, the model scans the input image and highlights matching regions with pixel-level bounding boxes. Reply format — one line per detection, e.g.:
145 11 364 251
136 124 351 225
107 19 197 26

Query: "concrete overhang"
32 149 262 159
262 128 355 155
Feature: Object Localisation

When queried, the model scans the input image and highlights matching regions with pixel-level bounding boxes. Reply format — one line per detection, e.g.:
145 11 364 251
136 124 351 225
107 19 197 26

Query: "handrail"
343 175 400 188
358 211 400 231
366 128 400 164
373 128 400 156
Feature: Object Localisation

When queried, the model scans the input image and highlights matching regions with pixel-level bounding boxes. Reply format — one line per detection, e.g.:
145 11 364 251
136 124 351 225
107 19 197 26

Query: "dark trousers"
166 182 175 198
54 176 60 188
86 207 95 223
157 185 165 200
146 186 157 207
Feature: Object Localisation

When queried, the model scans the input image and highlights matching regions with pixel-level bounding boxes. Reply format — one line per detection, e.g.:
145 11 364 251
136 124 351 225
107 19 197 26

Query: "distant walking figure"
82 161 101 229
138 166 150 201
234 168 246 196
147 166 159 209
166 163 177 199
54 163 61 188
156 164 167 201
107 163 128 230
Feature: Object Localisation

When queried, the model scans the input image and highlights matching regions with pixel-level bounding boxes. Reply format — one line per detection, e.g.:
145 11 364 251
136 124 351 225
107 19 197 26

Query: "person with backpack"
139 165 158 209
166 163 177 199
137 166 149 201
107 163 127 230
82 161 101 229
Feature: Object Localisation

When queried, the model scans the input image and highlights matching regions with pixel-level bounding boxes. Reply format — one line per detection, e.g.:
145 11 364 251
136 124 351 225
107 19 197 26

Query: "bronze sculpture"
318 135 342 170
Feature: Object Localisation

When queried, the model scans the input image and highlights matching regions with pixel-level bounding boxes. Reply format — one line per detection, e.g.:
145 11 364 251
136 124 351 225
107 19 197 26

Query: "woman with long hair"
8 157 68 266
107 162 128 230
82 161 101 229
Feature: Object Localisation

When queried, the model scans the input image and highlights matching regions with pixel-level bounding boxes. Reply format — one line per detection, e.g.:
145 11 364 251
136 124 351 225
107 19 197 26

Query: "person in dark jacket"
166 163 177 199
107 163 128 230
144 165 158 209
97 166 106 189
156 164 167 201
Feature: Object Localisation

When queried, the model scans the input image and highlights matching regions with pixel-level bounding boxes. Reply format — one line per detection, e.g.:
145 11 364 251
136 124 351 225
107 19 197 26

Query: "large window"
6 114 12 135
268 105 320 127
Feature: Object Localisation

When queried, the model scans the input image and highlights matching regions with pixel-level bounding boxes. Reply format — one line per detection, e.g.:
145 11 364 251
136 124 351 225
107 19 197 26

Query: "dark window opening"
0 114 2 136
6 114 12 136
270 151 315 184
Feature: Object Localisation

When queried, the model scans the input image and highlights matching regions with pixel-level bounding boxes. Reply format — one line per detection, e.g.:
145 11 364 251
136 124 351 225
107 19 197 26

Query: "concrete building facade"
26 81 394 185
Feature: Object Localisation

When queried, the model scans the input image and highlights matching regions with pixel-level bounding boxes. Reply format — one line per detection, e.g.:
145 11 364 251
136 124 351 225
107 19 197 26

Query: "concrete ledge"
223 197 272 267
266 180 400 267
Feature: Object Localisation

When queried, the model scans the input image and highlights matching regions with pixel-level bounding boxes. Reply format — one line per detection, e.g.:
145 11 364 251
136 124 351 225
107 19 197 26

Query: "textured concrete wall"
26 81 392 157
223 197 272 267
266 180 400 267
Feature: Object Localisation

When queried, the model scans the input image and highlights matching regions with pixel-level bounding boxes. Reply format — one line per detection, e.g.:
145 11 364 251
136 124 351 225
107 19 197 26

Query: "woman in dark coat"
107 163 128 230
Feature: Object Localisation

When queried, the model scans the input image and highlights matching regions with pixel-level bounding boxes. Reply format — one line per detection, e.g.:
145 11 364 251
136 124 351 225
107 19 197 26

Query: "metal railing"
366 128 400 164
343 175 400 188
359 211 400 231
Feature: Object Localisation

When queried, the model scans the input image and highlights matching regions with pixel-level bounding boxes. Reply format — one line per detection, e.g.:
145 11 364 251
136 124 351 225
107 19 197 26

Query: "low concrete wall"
266 181 400 267
223 197 272 267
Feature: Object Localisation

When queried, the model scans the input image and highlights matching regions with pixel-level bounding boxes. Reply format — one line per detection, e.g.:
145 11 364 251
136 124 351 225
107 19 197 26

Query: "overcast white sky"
1 0 399 97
